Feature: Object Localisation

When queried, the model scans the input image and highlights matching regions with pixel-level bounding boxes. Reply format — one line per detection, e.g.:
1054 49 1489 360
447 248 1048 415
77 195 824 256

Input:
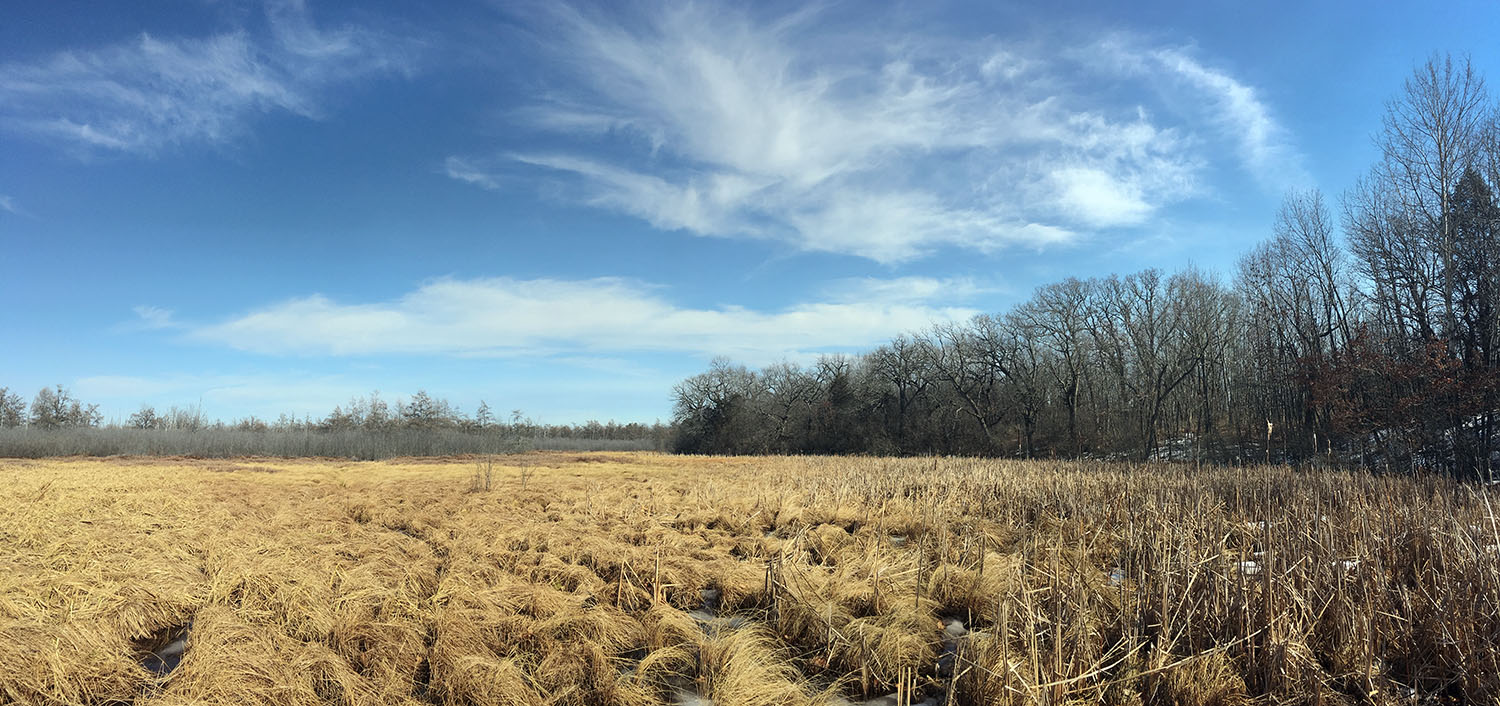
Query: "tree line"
0 385 101 429
671 54 1500 479
0 386 672 458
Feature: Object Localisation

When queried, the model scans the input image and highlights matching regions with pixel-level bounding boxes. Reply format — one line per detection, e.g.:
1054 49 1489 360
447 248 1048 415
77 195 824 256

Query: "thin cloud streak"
0 0 416 155
1092 37 1308 189
444 156 502 190
186 276 984 364
1149 48 1309 188
126 305 180 332
823 276 1005 305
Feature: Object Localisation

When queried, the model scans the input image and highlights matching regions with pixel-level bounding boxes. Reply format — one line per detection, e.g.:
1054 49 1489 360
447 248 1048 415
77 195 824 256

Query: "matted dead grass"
2 453 1497 705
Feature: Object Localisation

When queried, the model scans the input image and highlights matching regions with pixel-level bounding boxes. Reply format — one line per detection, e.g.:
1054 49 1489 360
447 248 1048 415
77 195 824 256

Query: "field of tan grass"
2 452 1498 705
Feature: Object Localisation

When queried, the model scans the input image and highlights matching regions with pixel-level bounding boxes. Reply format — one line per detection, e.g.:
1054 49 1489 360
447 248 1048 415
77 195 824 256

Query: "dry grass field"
2 453 1498 706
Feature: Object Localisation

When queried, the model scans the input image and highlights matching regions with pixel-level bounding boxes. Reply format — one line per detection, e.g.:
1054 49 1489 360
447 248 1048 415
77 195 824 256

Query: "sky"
4 0 1500 425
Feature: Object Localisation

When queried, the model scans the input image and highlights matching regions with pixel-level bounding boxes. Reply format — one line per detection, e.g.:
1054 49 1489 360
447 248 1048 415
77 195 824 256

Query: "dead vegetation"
1 453 1497 705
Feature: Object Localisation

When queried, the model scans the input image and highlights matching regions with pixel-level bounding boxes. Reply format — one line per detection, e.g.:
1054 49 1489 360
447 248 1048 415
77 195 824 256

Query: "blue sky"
4 0 1500 425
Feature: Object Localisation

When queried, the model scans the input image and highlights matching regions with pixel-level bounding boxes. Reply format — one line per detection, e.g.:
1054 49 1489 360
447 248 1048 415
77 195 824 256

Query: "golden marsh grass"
2 453 1497 705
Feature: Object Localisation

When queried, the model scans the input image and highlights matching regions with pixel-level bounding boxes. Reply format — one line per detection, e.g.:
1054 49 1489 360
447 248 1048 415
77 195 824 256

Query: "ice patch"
134 618 193 676
942 617 967 639
673 688 713 706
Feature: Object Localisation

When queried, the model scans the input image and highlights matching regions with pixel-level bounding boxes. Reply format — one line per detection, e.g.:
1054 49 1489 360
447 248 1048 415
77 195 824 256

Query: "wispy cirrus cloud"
448 3 1302 263
128 305 180 331
823 276 1005 306
1091 38 1308 189
184 275 983 364
1148 48 1308 188
443 156 502 190
0 0 416 155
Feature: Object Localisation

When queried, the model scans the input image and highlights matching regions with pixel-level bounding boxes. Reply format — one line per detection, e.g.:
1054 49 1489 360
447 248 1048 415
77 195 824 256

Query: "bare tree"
868 335 933 451
167 404 205 431
365 391 391 429
128 404 164 430
1173 269 1239 460
29 385 100 429
1344 172 1441 343
1094 271 1205 458
998 311 1052 457
0 387 24 428
1275 189 1355 351
755 361 816 453
320 405 360 431
922 318 1008 450
672 357 757 453
1379 53 1490 346
1014 278 1094 454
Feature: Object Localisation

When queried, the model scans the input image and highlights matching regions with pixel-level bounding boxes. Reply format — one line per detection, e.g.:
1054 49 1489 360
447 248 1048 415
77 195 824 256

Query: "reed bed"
0 453 1495 705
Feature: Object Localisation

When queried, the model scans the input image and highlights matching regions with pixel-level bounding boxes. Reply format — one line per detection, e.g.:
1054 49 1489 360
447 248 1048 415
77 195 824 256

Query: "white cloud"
444 156 502 190
129 305 179 331
823 276 1001 305
1091 38 1307 189
186 276 981 364
0 0 415 155
1149 48 1308 187
449 3 1300 262
0 195 19 216
511 153 757 236
1050 168 1153 227
980 49 1032 83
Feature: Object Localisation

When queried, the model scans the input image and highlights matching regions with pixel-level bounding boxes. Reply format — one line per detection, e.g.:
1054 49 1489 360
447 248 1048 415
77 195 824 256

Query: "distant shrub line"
0 386 671 459
0 428 664 460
